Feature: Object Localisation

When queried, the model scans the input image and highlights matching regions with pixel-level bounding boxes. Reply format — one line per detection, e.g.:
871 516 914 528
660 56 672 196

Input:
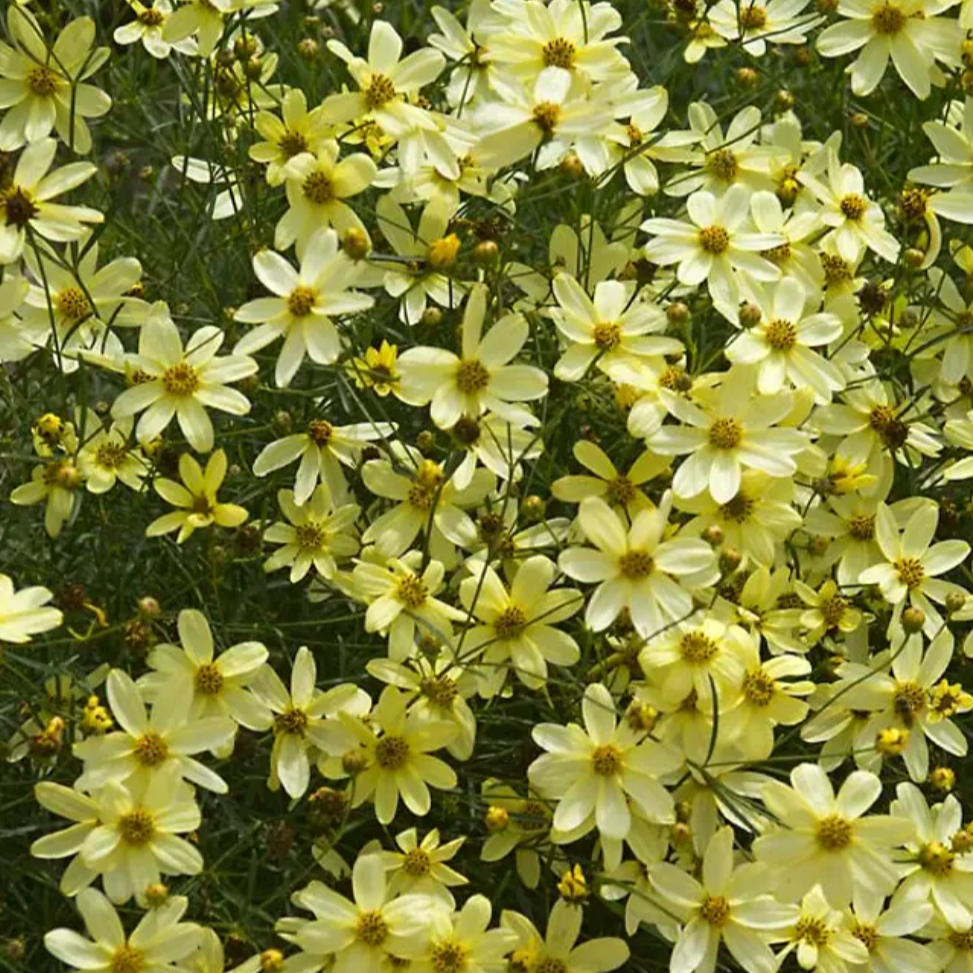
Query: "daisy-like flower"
726 276 845 403
376 827 468 907
0 571 62 643
275 142 377 250
708 0 822 56
162 0 277 57
353 552 466 661
249 89 333 187
76 416 148 495
114 1 197 59
558 494 716 638
800 155 901 263
146 450 249 544
647 365 808 504
281 852 440 969
746 190 824 295
31 781 103 896
642 186 783 311
858 502 970 632
253 646 370 799
111 312 257 452
360 444 496 559
9 455 83 538
411 894 518 973
254 416 394 506
753 763 913 906
550 273 683 381
551 440 668 519
501 900 630 973
73 668 236 793
263 485 361 582
137 608 272 735
234 228 373 387
529 682 679 841
0 137 103 264
0 8 110 153
458 555 582 696
774 886 869 973
816 0 962 100
398 284 548 430
891 782 973 930
843 893 937 973
650 827 791 973
44 888 202 973
347 340 402 398
795 579 864 644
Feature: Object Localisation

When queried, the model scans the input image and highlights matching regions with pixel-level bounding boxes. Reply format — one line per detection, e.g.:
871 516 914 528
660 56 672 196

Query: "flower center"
822 254 852 285
96 443 129 469
594 321 622 350
408 460 444 510
815 814 852 851
765 318 797 350
607 475 636 506
919 840 955 876
303 170 335 204
396 573 428 609
848 514 875 541
420 675 459 710
707 149 739 183
403 847 432 876
680 631 719 664
288 286 317 316
57 287 92 320
763 242 792 265
495 605 528 640
1 186 38 228
742 668 775 707
431 940 468 973
275 706 308 736
532 101 561 135
535 960 568 973
295 522 328 551
709 417 742 449
739 4 768 27
364 73 396 109
795 917 831 946
356 910 390 946
134 731 169 766
699 225 730 254
375 734 410 770
278 130 309 158
719 493 753 523
872 1 906 32
591 743 622 776
542 37 576 68
111 944 145 973
138 7 166 26
619 550 654 579
27 65 60 96
195 662 224 695
893 680 926 724
930 680 966 717
162 362 200 397
894 557 925 589
851 922 879 952
118 808 156 847
700 895 731 927
307 419 333 445
456 359 491 394
839 194 868 221
949 929 973 951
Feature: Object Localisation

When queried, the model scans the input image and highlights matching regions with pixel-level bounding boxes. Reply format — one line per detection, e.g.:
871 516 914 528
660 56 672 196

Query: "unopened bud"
138 596 161 618
702 525 724 547
930 766 957 792
666 301 690 325
144 883 169 906
484 805 509 831
902 607 926 633
342 227 371 260
473 240 499 267
559 152 585 179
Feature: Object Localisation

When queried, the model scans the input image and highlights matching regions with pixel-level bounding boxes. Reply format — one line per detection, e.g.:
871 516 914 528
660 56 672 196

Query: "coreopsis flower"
551 440 668 519
254 647 370 798
891 782 973 929
146 450 249 543
44 889 202 973
753 763 912 906
528 682 679 841
0 572 62 643
250 89 333 186
282 853 440 967
73 668 235 793
76 416 148 494
375 828 468 906
353 552 466 661
263 485 361 582
795 579 863 644
31 781 103 895
647 365 808 504
708 0 822 55
234 229 373 387
642 186 783 310
114 1 197 59
842 893 937 973
322 686 457 823
502 901 629 973
550 273 684 380
0 137 103 264
650 827 791 973
726 276 845 403
799 155 901 263
398 284 548 429
80 770 203 904
111 312 256 452
458 555 582 696
558 494 716 638
137 608 272 734
816 0 962 100
858 502 970 631
347 340 402 398
162 0 277 57
9 456 83 537
746 190 824 295
0 8 110 153
774 886 869 973
275 142 377 250
360 444 496 559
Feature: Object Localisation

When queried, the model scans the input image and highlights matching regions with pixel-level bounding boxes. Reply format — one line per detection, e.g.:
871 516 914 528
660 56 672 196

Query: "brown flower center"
27 65 61 96
364 73 397 109
700 895 731 927
275 706 309 736
495 605 528 639
1 186 38 228
134 731 168 766
118 808 156 847
356 909 390 946
707 149 739 183
542 37 576 68
375 734 410 770
591 743 622 776
456 359 491 394
709 417 742 449
162 362 199 397
195 662 224 695
288 286 317 316
872 1 906 32
619 550 654 579
278 130 309 158
839 194 867 221
765 318 797 350
815 814 852 851
699 225 730 254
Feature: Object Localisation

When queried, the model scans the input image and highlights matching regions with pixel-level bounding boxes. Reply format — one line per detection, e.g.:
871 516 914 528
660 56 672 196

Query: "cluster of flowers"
7 0 973 972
